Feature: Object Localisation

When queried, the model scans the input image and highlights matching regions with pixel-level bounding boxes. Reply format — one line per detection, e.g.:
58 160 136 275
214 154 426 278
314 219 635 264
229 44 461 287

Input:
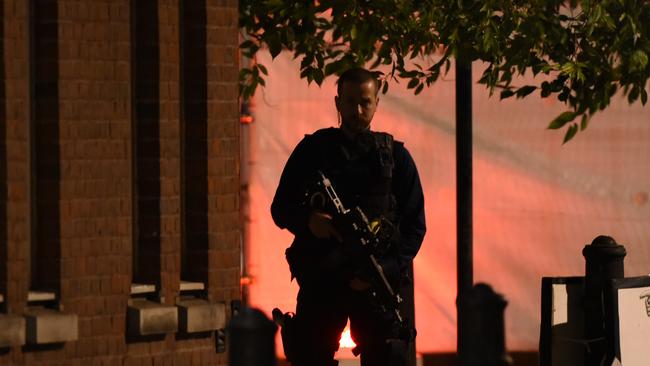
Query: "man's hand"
308 211 342 241
349 277 371 291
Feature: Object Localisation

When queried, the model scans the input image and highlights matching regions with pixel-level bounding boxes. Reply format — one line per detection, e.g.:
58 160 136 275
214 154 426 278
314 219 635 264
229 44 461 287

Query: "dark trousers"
289 285 396 366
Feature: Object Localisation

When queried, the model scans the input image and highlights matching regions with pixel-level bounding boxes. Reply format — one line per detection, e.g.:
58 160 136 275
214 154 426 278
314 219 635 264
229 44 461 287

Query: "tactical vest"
285 128 401 287
307 127 398 226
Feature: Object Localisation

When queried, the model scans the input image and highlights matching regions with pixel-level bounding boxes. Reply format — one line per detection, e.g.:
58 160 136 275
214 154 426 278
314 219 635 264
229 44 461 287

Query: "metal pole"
456 58 473 364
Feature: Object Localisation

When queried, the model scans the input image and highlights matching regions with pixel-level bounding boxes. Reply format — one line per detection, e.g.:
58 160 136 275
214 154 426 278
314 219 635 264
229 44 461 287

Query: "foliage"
240 0 650 142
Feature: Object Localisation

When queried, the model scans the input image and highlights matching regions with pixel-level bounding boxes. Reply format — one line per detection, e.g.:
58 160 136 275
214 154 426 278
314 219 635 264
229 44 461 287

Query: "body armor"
286 128 402 287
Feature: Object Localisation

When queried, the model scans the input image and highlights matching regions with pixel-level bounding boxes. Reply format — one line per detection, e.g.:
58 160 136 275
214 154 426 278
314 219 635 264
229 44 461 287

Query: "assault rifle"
273 171 414 363
312 171 405 320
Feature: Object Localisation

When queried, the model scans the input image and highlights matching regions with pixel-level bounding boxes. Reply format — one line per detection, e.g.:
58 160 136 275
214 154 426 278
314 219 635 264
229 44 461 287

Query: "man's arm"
386 143 426 275
272 135 343 242
271 138 312 236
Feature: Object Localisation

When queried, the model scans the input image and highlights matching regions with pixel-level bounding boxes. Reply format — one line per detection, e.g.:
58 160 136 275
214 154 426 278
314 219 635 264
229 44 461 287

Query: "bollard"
458 283 512 366
228 307 277 366
582 235 626 366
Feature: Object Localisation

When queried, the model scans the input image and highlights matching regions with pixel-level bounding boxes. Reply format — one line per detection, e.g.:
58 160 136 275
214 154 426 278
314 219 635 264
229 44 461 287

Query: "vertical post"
455 58 473 364
582 236 626 366
228 307 277 366
461 284 512 366
239 53 254 305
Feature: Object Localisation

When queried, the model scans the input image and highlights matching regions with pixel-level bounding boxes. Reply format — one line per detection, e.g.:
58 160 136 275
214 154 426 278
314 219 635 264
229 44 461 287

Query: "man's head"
335 68 380 135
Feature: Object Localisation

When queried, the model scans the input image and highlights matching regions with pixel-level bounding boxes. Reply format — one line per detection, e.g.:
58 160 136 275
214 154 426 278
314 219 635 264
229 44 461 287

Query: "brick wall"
205 0 240 305
4 0 30 316
0 1 7 311
157 0 181 304
0 0 240 364
0 0 8 310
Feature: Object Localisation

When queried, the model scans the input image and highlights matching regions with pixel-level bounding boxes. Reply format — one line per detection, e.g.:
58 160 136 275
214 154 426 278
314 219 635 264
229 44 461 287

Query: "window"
30 0 60 306
131 0 161 294
180 0 208 289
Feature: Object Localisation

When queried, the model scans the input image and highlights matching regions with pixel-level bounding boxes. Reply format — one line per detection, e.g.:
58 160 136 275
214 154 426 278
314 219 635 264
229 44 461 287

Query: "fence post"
458 283 512 366
228 307 277 366
582 235 626 366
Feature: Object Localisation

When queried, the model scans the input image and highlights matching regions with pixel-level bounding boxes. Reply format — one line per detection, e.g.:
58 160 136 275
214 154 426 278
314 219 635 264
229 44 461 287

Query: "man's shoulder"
308 127 338 138
300 127 339 146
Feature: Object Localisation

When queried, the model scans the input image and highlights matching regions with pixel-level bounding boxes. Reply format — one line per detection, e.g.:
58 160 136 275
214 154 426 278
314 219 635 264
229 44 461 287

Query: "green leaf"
382 81 389 94
300 55 314 70
313 69 324 85
541 82 552 98
516 85 536 98
563 123 578 144
268 35 282 59
239 40 256 49
628 86 640 103
265 0 283 7
580 114 589 131
407 78 419 89
500 89 515 99
325 60 346 76
415 83 424 95
257 64 268 76
548 111 578 130
239 68 252 79
630 50 648 72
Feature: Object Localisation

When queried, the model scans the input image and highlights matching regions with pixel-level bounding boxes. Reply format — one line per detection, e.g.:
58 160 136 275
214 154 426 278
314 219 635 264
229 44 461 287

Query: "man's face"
335 79 379 134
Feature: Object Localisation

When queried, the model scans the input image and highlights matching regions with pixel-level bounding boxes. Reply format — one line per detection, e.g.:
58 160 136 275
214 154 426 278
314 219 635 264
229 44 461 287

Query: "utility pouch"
272 308 299 362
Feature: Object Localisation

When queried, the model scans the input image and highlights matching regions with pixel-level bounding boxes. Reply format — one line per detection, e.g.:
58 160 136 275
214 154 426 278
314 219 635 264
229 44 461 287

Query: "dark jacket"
271 127 426 287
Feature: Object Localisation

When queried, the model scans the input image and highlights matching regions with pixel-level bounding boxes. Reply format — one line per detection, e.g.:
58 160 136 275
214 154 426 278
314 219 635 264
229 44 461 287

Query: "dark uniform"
271 127 426 366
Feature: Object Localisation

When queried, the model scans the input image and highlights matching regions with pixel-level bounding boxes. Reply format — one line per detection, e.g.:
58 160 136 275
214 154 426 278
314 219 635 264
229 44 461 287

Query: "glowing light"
339 327 356 349
240 115 254 124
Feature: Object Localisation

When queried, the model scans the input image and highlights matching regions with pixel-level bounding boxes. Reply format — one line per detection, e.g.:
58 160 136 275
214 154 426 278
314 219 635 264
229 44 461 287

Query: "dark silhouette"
32 0 61 295
181 0 208 283
0 0 7 312
133 0 161 285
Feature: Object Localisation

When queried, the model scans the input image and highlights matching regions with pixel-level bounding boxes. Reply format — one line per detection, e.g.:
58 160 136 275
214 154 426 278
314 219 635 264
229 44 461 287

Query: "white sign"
616 285 650 366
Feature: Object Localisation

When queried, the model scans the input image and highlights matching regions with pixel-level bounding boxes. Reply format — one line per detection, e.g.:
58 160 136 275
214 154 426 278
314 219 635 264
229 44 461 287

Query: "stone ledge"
27 291 56 302
177 299 226 333
127 299 178 336
130 283 156 296
24 307 78 345
0 314 26 347
179 281 205 292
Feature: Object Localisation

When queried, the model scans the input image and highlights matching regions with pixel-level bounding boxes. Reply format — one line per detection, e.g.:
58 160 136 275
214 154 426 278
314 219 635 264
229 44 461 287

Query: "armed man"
271 67 426 366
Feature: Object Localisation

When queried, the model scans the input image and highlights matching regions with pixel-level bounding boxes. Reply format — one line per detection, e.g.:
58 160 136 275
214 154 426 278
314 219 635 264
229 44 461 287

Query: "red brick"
2 0 238 365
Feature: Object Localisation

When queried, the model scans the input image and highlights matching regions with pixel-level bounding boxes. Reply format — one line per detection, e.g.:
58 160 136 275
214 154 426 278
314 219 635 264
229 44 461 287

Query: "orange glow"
339 327 356 349
240 115 254 124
